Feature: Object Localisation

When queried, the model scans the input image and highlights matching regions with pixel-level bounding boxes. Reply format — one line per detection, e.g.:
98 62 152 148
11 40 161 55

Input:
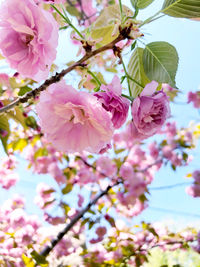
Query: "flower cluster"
188 91 200 109
0 0 58 81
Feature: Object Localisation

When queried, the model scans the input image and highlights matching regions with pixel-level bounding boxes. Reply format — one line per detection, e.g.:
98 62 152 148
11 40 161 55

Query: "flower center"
143 115 153 123
21 34 34 46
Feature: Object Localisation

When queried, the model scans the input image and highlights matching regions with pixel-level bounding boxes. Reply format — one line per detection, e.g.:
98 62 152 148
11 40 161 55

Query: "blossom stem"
39 179 122 257
87 70 102 87
118 0 124 21
0 35 124 114
51 4 84 39
121 58 132 98
139 11 165 28
121 94 133 101
126 73 144 89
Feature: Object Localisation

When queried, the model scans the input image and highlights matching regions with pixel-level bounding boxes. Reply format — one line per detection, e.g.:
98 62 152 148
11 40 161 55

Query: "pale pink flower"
188 91 200 108
48 162 66 184
119 162 134 181
96 226 107 237
148 142 159 160
131 81 170 140
76 0 97 26
0 73 10 87
34 0 64 3
186 185 200 197
78 194 84 207
0 0 58 81
193 170 200 184
34 182 55 209
36 80 114 153
94 76 129 129
0 169 19 190
165 121 177 138
76 168 95 184
96 156 117 177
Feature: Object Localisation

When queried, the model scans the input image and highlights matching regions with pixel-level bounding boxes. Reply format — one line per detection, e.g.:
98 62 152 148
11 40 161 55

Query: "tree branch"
0 34 124 114
39 179 122 258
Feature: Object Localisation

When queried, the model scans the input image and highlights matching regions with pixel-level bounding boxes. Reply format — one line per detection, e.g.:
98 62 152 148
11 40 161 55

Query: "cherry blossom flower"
94 75 129 129
131 81 170 141
36 80 114 153
0 0 58 81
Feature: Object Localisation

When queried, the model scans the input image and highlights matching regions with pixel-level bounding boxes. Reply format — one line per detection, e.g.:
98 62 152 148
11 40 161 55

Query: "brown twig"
0 34 124 114
39 179 122 257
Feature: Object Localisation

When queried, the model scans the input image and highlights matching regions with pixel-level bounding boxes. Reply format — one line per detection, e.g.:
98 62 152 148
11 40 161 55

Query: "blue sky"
1 0 200 226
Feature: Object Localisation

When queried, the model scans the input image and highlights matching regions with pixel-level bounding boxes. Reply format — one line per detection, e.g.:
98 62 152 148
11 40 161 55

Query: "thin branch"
0 35 124 114
39 179 122 257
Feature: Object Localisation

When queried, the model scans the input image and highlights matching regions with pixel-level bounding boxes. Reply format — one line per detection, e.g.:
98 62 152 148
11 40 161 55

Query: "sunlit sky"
0 0 200 227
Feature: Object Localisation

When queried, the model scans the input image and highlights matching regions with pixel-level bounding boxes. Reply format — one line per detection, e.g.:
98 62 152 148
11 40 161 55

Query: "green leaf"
30 250 48 266
63 203 71 215
162 0 200 18
34 147 48 159
62 183 73 194
18 86 32 96
131 0 155 9
128 47 150 97
22 254 35 267
143 41 179 87
7 106 27 129
131 40 137 50
88 220 95 230
25 116 38 129
11 138 28 152
66 5 80 17
0 115 10 153
90 4 133 46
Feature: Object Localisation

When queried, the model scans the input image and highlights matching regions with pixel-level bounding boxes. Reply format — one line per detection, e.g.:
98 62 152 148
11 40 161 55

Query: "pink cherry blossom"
131 81 170 140
94 76 129 129
0 0 58 81
119 162 134 181
76 0 97 26
34 0 64 3
148 142 159 160
188 91 200 108
36 80 114 153
193 170 200 183
96 156 117 177
48 162 66 184
186 185 200 197
34 182 55 209
96 226 107 237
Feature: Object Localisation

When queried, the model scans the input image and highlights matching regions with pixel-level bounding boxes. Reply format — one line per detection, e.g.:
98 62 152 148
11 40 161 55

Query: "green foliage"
8 138 28 152
162 0 200 18
18 86 32 96
144 248 200 267
128 47 150 97
143 41 179 87
131 0 155 9
25 116 38 129
22 254 35 267
90 4 133 46
34 147 48 159
30 250 48 266
0 115 10 153
62 183 73 194
7 106 27 129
